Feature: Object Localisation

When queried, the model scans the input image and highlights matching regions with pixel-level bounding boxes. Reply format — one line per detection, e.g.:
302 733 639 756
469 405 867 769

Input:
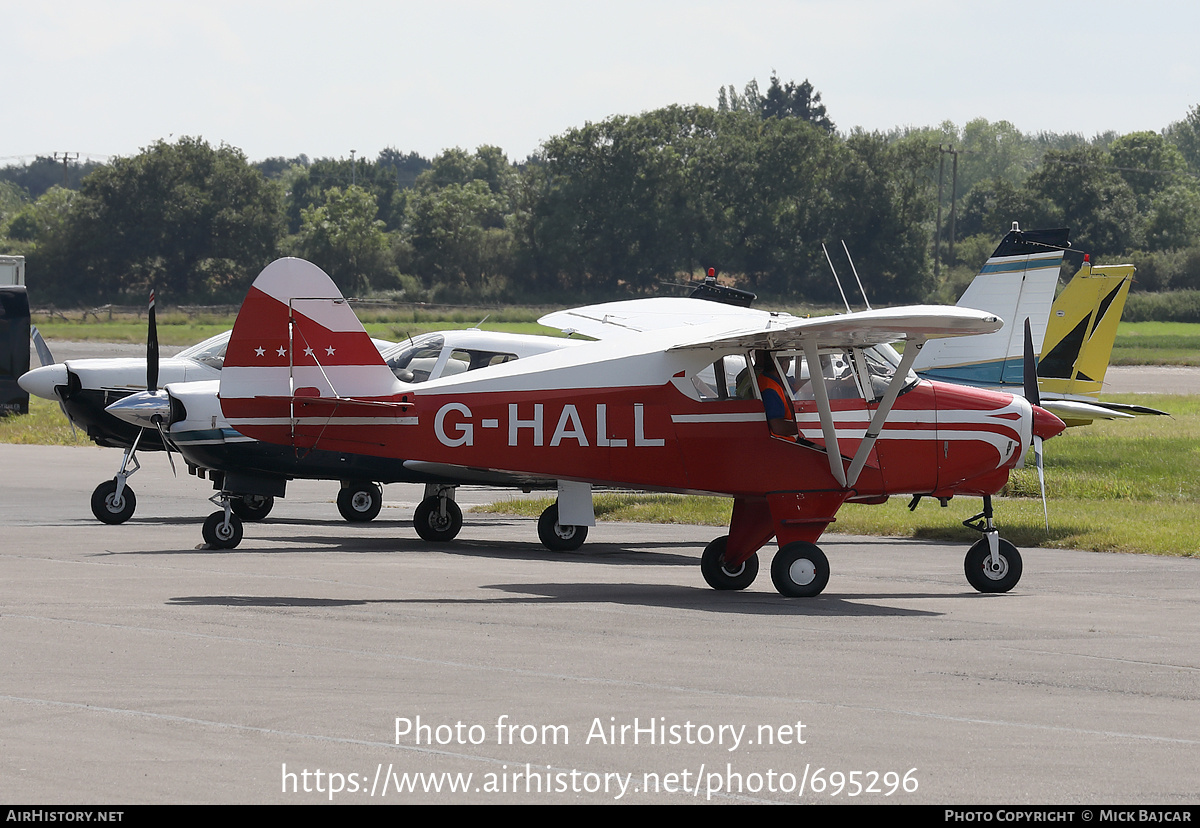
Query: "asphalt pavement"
2 444 1198 804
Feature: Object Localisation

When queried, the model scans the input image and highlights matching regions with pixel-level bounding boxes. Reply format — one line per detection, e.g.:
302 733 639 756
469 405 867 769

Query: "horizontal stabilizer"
1041 399 1134 425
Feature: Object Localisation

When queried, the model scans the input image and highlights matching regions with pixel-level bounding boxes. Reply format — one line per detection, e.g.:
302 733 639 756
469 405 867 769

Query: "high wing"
540 297 1001 350
539 297 779 340
666 305 1001 353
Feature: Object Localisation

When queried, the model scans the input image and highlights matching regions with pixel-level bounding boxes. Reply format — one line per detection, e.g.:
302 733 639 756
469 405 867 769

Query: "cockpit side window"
386 336 523 384
786 348 862 401
691 354 749 401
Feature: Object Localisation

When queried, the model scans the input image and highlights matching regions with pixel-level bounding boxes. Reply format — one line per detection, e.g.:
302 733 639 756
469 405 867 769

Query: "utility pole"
350 149 356 186
936 144 964 275
935 150 945 281
53 152 79 187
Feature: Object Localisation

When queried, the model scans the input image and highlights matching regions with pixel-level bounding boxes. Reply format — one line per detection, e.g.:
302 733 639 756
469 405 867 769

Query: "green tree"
295 185 394 294
760 73 834 132
58 138 283 302
956 177 1059 242
285 153 408 233
1143 184 1200 251
1025 147 1140 255
419 146 515 196
0 180 31 234
1108 131 1189 209
0 156 105 198
718 73 833 132
377 148 431 190
532 106 719 294
405 180 512 295
1165 104 1200 173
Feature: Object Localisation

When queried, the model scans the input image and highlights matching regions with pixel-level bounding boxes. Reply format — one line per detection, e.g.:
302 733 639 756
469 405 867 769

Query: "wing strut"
802 338 847 488
844 339 924 489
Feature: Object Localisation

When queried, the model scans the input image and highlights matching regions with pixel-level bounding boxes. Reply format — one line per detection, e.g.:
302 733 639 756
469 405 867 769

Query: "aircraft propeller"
1023 318 1049 531
100 289 179 476
148 291 177 476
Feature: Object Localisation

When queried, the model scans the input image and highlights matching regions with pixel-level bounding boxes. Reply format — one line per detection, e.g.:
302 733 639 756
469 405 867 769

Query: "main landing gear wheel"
91 479 136 524
537 502 588 552
770 542 830 597
964 538 1023 593
202 511 243 549
413 496 463 542
231 495 274 522
337 484 383 522
700 535 758 590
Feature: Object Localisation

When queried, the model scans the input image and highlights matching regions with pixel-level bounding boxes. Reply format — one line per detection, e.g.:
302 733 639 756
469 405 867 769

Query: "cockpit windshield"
176 331 232 370
383 334 445 383
684 343 917 404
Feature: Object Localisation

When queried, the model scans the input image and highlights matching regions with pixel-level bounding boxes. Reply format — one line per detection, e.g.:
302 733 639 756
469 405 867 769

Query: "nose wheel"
90 434 144 524
962 495 1023 593
91 478 137 524
202 510 243 549
202 492 244 549
964 538 1022 593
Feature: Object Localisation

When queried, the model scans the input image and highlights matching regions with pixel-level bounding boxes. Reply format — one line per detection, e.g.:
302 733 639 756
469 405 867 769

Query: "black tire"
770 542 830 597
700 535 759 590
202 511 243 549
91 479 136 525
337 484 383 523
537 502 588 552
964 537 1022 593
231 495 274 522
413 497 463 542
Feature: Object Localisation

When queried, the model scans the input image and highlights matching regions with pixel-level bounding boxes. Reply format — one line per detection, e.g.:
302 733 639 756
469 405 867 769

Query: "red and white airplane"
216 258 1066 597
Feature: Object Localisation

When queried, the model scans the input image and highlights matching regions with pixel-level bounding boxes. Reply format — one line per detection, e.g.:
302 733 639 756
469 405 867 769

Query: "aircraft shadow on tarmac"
100 521 706 566
165 580 945 618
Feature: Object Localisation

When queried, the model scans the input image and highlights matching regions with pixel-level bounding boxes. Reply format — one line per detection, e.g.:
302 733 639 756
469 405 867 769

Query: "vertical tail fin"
219 258 403 447
1037 261 1133 398
913 225 1070 389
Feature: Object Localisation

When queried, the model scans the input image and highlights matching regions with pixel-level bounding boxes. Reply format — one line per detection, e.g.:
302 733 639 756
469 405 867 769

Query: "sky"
5 0 1199 167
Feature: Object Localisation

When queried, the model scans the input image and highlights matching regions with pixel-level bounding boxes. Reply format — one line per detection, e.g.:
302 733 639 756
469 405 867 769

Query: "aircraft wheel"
91 479 136 524
202 511 243 549
964 538 1022 593
537 503 588 552
338 484 383 522
700 535 758 590
413 497 462 542
232 495 274 522
770 542 830 597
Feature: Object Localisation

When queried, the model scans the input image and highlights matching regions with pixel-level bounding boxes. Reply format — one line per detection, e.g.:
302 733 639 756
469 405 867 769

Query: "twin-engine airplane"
212 258 1066 597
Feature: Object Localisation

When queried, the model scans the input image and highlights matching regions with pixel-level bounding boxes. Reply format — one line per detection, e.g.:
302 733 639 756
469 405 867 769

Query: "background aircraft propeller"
1024 318 1048 531
144 289 175 476
147 289 159 394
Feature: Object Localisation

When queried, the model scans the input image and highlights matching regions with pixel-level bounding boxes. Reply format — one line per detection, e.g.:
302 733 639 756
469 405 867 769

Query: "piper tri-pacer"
188 258 1065 597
